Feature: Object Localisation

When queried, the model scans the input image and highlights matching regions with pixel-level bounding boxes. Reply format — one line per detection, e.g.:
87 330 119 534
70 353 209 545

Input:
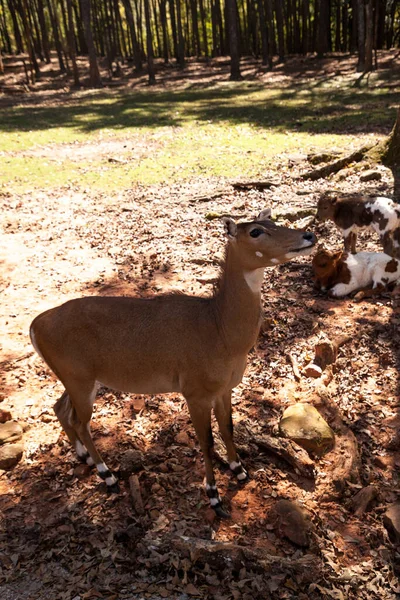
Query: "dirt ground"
1 56 400 600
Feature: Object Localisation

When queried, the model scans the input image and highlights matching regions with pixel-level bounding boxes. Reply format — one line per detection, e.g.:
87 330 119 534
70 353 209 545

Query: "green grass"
0 77 397 192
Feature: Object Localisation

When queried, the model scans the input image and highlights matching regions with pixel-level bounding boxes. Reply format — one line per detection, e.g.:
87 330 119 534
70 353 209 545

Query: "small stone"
0 443 24 469
279 403 335 456
73 464 91 479
0 421 23 445
360 170 382 182
303 363 323 378
175 431 190 445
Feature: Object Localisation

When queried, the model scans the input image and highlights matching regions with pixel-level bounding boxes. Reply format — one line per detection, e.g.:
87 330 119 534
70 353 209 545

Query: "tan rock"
383 503 400 543
0 421 23 445
279 403 335 456
0 442 24 469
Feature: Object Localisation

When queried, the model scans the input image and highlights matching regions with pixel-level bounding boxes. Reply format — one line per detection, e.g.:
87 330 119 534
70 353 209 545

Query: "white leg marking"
237 471 248 481
75 440 88 458
210 496 222 506
230 461 241 470
96 462 117 486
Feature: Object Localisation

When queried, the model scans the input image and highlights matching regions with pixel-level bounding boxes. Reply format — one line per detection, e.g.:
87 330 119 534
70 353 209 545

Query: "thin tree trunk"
364 0 374 71
122 0 142 70
199 0 208 57
316 0 330 57
274 0 285 61
80 0 102 87
66 0 80 85
47 0 66 71
144 0 155 83
356 0 365 70
226 0 241 79
7 0 24 53
175 0 185 67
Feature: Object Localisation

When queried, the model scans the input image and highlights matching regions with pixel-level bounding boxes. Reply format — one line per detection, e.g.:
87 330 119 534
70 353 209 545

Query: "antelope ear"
222 217 237 238
257 208 272 220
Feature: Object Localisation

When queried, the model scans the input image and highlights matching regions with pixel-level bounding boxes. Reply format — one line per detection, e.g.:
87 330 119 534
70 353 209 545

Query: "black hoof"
214 505 231 519
107 480 120 494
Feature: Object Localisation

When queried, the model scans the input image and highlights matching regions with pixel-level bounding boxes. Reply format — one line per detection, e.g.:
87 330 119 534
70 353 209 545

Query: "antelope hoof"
214 505 231 519
107 480 120 494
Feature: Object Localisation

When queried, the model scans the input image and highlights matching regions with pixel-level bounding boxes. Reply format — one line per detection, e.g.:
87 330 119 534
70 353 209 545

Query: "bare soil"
1 56 400 600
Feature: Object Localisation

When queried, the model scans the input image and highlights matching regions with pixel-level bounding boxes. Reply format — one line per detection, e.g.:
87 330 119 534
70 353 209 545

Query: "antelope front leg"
214 391 248 483
185 397 230 518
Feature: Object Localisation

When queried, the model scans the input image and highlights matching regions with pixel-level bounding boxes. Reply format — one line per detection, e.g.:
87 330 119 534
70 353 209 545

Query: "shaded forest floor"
1 53 400 599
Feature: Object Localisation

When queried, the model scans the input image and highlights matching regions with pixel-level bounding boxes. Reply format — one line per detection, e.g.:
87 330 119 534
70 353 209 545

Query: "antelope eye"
250 228 263 238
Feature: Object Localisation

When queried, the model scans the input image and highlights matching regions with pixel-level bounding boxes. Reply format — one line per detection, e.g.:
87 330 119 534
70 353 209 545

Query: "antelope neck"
212 247 263 353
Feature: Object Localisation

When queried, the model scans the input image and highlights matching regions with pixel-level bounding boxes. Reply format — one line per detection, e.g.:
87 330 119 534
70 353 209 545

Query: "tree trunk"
175 0 185 67
199 0 208 57
356 0 365 71
274 0 285 61
364 0 374 72
382 108 400 167
6 0 24 53
226 0 241 80
144 0 155 83
159 0 169 62
122 0 142 70
80 0 102 87
316 0 330 57
47 0 66 72
0 0 12 53
66 0 80 86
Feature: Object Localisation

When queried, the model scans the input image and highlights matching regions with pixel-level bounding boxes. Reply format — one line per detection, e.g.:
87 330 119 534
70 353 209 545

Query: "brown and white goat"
30 209 316 518
316 192 400 257
312 247 400 298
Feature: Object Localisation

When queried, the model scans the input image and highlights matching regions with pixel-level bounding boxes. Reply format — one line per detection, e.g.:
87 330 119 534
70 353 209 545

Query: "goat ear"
333 250 342 260
222 217 237 238
257 208 272 220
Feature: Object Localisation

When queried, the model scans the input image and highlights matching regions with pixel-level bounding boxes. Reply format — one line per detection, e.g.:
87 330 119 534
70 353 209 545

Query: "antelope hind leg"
54 390 93 465
57 382 119 492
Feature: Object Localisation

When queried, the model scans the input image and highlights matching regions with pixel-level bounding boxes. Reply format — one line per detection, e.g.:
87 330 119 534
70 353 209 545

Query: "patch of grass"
0 77 397 192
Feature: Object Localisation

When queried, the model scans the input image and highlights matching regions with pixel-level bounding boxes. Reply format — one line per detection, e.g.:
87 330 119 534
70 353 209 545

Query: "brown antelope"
30 209 316 518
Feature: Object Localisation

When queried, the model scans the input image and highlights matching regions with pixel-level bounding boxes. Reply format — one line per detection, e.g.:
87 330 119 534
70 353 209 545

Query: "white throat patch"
244 268 264 294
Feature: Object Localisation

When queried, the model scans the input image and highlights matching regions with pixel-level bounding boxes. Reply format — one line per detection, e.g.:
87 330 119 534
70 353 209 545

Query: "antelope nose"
303 232 317 244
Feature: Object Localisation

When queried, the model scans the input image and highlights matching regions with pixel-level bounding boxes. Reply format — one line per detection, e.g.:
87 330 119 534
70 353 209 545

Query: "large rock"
279 403 335 456
0 421 23 445
0 442 24 469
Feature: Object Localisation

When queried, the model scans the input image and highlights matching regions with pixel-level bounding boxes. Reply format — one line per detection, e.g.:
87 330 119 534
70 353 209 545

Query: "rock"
303 363 323 378
0 421 23 445
0 409 12 423
175 431 190 445
73 464 92 479
351 485 377 516
0 442 24 469
360 170 382 182
383 503 400 543
119 449 145 478
275 499 311 547
279 403 335 456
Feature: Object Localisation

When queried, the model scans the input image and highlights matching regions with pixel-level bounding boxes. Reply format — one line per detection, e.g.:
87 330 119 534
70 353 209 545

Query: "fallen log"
301 144 376 181
253 434 315 478
170 535 322 581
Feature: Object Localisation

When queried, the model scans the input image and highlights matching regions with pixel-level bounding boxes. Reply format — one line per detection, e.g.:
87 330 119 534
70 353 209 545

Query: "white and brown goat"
30 209 316 518
312 247 400 298
316 193 400 257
